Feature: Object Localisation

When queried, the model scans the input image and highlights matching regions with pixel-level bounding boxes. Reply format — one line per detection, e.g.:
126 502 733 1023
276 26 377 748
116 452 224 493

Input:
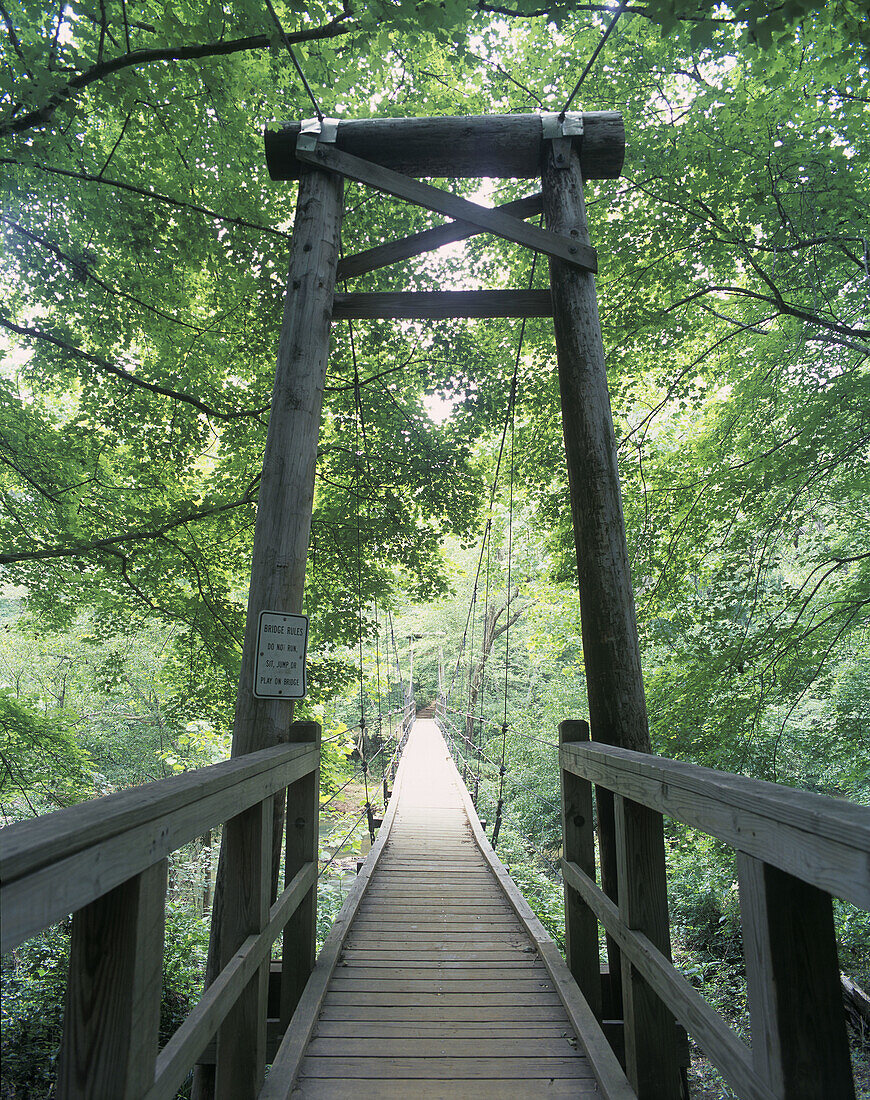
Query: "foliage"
0 907 209 1100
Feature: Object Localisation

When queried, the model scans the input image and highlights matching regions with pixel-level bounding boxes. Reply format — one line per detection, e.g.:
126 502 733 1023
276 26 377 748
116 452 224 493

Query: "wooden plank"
264 112 626 181
298 143 596 272
281 723 320 1026
57 860 166 1100
333 966 547 979
331 289 553 320
296 1057 592 1079
0 744 316 954
0 742 314 885
322 992 565 1006
737 853 855 1099
562 741 870 910
318 1005 573 1023
305 1039 586 1057
562 858 774 1100
328 980 556 994
292 1079 599 1099
336 193 543 279
311 1022 571 1038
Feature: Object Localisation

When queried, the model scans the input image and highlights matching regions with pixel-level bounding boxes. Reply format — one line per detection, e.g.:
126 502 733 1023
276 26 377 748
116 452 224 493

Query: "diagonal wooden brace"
295 141 597 273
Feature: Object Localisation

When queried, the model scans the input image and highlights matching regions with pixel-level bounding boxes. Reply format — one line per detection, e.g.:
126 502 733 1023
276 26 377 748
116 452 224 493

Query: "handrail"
561 740 870 909
0 742 318 950
560 725 868 1100
0 727 321 1099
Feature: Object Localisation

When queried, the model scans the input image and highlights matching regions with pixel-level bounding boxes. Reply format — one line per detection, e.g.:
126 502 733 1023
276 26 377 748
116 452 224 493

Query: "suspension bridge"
2 108 868 1100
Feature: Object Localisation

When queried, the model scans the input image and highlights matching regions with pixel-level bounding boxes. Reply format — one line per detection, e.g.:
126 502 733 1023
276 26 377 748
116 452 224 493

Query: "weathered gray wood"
265 112 625 181
281 722 320 1026
291 1081 599 1099
317 1004 576 1022
260 721 410 1100
737 853 855 1099
614 796 680 1099
295 1056 592 1079
443 726 635 1100
195 162 342 1100
214 799 271 1099
57 859 167 1099
0 743 316 953
559 719 602 1021
543 125 648 1039
542 143 650 760
332 289 553 319
336 193 543 279
298 143 596 271
562 857 774 1100
0 742 315 888
561 740 870 910
146 862 315 1100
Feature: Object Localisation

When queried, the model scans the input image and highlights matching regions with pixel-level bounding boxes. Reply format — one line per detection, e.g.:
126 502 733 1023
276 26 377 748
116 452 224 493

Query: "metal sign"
253 611 308 698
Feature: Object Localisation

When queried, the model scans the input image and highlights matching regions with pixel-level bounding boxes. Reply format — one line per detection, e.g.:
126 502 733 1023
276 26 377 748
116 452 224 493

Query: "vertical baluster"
215 798 271 1099
281 721 321 1027
559 719 602 1020
614 794 681 1098
58 859 167 1099
737 852 854 1099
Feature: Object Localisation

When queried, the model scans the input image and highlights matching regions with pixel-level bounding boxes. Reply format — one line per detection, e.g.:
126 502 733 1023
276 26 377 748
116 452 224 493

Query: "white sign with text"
253 611 308 699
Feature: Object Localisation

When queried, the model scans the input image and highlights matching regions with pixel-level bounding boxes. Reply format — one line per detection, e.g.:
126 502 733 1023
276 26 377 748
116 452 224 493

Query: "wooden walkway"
263 719 629 1100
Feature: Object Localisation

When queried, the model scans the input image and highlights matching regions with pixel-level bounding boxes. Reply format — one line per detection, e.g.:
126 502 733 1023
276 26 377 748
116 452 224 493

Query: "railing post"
559 719 602 1021
614 794 681 1099
214 797 271 1098
57 859 167 1099
281 721 321 1027
737 852 855 1099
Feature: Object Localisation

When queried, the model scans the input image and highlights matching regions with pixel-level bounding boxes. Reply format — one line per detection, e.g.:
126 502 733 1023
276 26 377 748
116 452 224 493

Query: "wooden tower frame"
208 111 681 1098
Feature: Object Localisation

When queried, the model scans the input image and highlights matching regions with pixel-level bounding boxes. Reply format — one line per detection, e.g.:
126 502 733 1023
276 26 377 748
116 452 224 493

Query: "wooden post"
281 720 321 1027
737 853 855 1099
57 860 167 1099
542 138 678 1093
215 799 271 1098
194 162 343 1100
614 795 681 1098
559 719 602 1020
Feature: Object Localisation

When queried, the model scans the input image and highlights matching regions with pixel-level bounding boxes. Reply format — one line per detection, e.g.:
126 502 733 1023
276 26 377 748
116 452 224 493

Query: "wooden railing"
0 723 320 1100
559 720 870 1100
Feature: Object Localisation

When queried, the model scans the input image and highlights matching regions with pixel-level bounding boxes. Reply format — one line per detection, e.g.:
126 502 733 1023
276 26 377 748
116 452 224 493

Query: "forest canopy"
1 0 868 796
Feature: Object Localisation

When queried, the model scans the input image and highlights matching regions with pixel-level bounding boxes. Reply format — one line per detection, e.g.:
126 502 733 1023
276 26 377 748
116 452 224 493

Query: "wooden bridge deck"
264 719 620 1099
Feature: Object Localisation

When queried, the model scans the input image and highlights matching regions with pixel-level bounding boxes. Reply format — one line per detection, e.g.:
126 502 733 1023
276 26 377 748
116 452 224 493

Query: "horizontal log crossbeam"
265 112 625 181
332 289 553 320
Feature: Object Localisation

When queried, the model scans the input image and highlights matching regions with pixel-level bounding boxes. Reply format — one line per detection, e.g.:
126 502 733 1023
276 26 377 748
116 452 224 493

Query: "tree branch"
0 159 291 239
0 480 260 564
2 20 350 136
1 317 270 422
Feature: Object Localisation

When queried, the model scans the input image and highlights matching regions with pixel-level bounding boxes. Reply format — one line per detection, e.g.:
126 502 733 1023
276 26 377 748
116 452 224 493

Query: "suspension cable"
560 0 630 119
263 0 325 122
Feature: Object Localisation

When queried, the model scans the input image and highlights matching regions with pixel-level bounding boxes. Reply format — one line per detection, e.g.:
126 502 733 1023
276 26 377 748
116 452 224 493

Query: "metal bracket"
296 116 339 154
541 112 584 141
541 113 584 169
